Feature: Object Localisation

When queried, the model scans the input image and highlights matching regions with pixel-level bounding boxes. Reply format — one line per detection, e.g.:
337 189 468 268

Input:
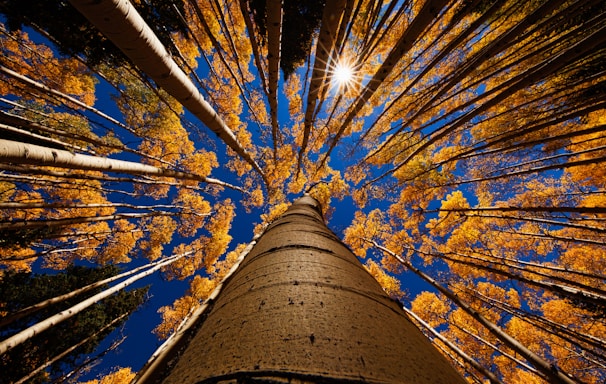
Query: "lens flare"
334 62 354 85
330 57 358 92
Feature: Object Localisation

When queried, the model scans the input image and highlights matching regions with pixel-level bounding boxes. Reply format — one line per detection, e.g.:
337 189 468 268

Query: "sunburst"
329 56 359 92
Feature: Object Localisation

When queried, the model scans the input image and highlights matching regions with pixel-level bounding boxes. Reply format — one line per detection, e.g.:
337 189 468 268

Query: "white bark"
402 306 504 384
67 0 266 180
0 139 207 181
0 123 90 153
0 65 130 132
0 254 181 328
0 109 175 167
0 161 245 193
0 211 182 231
0 251 191 356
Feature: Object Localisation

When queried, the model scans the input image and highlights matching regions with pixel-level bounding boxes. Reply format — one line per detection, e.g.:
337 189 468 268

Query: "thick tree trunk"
152 195 464 383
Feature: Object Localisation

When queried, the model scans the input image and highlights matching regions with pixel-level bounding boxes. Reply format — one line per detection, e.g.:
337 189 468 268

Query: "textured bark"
0 139 211 182
156 195 464 383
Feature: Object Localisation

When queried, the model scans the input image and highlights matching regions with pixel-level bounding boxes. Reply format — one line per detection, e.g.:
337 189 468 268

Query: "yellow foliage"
210 243 247 280
99 220 143 264
446 308 495 368
426 190 470 237
364 259 403 298
140 216 177 261
250 188 264 207
506 317 546 355
188 275 216 301
255 202 289 234
181 149 218 178
154 295 198 339
411 291 450 328
494 355 547 384
0 247 36 272
79 367 135 384
174 189 212 237
343 209 389 258
0 29 97 105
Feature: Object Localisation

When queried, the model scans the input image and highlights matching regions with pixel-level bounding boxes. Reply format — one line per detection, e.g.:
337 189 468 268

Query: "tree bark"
0 139 212 182
149 195 464 383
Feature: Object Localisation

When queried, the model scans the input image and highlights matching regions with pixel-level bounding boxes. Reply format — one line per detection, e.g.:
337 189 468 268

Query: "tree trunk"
266 0 282 160
298 0 346 175
371 241 578 384
0 139 211 182
149 195 465 383
68 0 266 181
318 0 450 171
0 255 181 328
0 251 190 356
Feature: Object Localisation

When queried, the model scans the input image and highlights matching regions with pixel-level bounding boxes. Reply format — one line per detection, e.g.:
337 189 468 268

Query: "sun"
330 57 357 91
334 61 354 85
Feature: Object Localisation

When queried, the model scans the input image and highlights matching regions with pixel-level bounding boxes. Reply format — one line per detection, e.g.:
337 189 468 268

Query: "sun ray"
329 56 361 92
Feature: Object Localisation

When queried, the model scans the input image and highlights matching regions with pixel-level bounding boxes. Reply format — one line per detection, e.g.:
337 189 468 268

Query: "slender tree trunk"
239 0 269 97
371 241 578 384
0 211 179 231
0 251 190 356
0 139 212 182
14 314 128 384
68 0 266 182
318 0 450 171
0 254 181 328
266 0 282 159
145 195 464 383
0 65 128 131
402 305 504 384
298 0 346 175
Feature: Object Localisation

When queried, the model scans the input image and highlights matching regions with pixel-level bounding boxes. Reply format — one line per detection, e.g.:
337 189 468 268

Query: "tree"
1 0 606 382
0 0 187 67
135 195 465 383
0 265 148 383
67 0 266 181
0 251 188 356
